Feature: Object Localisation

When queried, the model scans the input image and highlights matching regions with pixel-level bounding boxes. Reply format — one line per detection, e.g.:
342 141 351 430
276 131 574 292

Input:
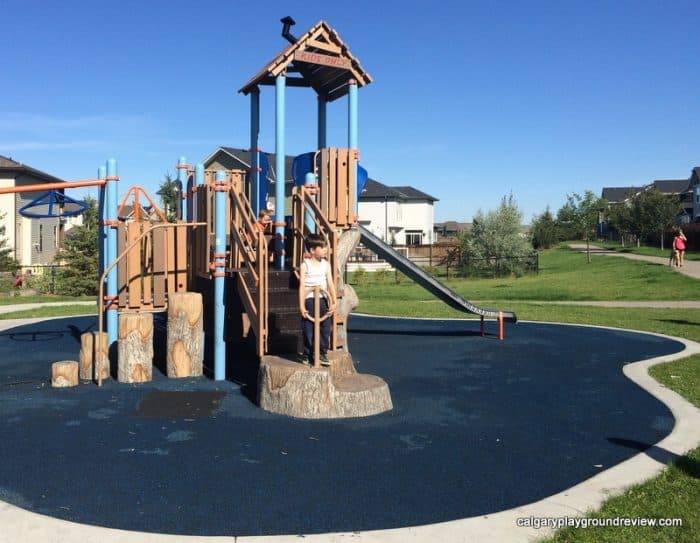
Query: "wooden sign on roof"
293 50 351 69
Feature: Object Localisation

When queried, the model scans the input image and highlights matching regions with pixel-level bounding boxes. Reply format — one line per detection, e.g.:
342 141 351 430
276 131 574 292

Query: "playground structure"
0 18 515 412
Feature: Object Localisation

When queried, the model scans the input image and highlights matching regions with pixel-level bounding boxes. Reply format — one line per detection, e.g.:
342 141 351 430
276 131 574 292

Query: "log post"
52 361 79 387
79 331 109 382
118 313 153 383
167 292 204 378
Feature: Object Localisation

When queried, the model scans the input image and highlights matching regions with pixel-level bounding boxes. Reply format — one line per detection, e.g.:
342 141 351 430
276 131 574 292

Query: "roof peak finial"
280 16 297 44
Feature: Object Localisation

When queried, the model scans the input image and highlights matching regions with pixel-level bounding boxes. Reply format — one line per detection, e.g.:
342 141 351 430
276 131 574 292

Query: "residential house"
0 155 67 268
357 179 438 246
602 167 700 225
203 147 294 214
433 221 470 242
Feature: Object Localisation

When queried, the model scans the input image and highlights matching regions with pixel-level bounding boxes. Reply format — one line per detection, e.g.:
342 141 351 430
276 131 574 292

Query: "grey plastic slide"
358 226 517 322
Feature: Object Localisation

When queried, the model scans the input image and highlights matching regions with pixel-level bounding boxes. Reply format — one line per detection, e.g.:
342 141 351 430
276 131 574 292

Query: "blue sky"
2 0 698 223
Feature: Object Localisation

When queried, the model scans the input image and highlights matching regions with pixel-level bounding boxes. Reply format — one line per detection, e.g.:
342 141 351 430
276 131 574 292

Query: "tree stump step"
51 361 79 388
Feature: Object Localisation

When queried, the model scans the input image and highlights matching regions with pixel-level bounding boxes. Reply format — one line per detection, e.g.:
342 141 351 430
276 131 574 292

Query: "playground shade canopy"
19 189 89 218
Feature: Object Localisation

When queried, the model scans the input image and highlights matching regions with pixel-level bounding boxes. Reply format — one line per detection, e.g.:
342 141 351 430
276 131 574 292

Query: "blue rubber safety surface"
0 315 684 536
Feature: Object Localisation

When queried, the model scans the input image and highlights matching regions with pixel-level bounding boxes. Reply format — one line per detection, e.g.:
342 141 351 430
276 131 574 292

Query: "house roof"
205 147 295 182
601 187 643 203
239 20 372 102
0 155 64 183
434 221 470 232
359 179 438 202
652 179 690 194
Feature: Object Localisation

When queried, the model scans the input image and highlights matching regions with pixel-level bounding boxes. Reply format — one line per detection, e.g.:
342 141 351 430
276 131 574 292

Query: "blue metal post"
250 88 261 216
348 80 359 211
195 163 205 187
213 170 227 381
177 156 187 221
304 172 316 234
318 96 327 150
275 75 286 269
193 162 205 219
348 79 358 149
105 158 118 352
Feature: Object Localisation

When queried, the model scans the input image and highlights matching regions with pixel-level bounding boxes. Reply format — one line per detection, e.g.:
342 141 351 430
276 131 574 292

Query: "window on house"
405 230 422 246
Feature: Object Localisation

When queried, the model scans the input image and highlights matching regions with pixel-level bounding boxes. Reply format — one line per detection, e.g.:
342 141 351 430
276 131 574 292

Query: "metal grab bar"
306 285 333 368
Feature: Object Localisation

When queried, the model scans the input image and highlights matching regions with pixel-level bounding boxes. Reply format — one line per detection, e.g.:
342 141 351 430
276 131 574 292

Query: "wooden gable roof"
239 20 372 102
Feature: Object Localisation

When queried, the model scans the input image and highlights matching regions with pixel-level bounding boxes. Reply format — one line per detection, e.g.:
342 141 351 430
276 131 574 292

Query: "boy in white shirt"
298 233 336 365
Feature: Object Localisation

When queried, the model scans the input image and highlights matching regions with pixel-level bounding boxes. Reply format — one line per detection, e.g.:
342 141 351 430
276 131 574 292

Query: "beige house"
0 155 66 268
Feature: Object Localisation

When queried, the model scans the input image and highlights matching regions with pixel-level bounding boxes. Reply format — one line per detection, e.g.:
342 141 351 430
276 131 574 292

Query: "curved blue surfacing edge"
18 189 89 218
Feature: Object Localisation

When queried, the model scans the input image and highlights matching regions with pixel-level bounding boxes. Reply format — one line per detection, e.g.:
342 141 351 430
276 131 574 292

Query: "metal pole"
105 158 118 355
97 165 106 283
348 79 358 149
313 286 320 367
214 170 227 380
304 172 316 234
318 96 327 150
251 88 261 216
177 156 187 221
194 163 204 220
348 80 359 212
275 74 286 270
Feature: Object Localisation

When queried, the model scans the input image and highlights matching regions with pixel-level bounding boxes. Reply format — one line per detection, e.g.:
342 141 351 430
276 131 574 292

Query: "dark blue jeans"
302 297 330 356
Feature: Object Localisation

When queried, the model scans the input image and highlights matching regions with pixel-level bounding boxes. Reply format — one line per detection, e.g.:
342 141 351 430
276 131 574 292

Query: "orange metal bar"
498 311 504 340
0 178 106 194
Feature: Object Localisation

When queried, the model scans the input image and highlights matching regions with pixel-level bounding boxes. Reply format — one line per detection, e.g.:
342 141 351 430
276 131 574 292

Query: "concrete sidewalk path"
568 243 700 280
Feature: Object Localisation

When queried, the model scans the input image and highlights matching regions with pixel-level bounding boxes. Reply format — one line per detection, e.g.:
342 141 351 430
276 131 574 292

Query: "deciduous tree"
556 191 606 263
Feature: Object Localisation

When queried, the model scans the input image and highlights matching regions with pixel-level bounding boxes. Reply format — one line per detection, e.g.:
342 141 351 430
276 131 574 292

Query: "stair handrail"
228 184 268 356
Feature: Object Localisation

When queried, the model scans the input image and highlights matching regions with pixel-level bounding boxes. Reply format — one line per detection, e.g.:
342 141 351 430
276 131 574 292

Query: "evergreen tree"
157 173 180 222
52 197 99 296
530 207 559 249
556 191 607 263
0 211 18 272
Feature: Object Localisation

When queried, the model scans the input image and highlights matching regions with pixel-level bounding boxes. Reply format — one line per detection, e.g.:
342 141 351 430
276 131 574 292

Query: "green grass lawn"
0 304 97 319
350 246 700 312
349 247 700 543
0 294 95 305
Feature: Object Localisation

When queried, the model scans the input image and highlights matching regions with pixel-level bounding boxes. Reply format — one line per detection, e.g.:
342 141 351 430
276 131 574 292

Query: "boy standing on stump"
298 233 336 366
